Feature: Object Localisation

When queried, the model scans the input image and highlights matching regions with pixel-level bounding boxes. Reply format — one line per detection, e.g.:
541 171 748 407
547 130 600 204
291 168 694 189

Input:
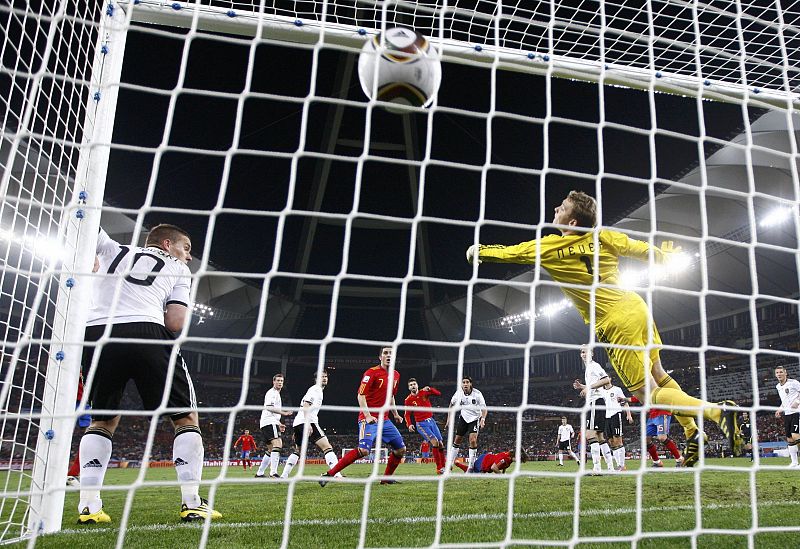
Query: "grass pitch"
14 458 800 548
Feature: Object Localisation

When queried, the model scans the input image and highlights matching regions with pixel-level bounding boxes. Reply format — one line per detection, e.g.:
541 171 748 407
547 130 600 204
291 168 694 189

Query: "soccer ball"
357 27 442 113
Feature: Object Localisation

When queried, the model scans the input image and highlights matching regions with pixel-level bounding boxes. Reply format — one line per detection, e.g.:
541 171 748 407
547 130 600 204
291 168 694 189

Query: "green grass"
9 458 800 548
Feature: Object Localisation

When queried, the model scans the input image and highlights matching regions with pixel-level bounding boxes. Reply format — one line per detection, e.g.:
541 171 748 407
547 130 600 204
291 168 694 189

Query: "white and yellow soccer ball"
357 27 442 113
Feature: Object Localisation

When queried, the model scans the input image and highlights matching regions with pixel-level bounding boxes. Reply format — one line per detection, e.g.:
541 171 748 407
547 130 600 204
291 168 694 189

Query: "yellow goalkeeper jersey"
477 229 669 324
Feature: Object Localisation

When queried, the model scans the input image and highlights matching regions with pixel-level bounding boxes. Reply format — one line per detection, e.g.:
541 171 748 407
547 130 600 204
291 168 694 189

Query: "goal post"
0 1 128 539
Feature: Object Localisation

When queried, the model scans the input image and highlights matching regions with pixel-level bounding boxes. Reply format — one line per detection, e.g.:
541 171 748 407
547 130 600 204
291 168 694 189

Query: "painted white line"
53 499 800 537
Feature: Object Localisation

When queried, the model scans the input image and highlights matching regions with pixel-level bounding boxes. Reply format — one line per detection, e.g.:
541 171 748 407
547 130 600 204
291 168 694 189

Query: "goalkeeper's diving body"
466 191 743 466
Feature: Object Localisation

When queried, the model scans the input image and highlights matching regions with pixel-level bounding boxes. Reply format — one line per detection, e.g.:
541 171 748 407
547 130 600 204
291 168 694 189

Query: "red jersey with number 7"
358 365 400 421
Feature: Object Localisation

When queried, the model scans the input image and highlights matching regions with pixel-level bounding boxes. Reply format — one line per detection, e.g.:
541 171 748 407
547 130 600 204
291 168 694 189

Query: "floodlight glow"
0 228 67 266
759 206 794 228
539 298 572 318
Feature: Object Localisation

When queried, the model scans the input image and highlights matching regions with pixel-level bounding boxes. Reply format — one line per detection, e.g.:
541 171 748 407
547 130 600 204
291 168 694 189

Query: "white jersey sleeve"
88 229 192 327
777 379 800 415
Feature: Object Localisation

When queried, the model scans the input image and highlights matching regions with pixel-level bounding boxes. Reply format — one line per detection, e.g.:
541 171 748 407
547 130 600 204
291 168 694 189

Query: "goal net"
1 0 799 547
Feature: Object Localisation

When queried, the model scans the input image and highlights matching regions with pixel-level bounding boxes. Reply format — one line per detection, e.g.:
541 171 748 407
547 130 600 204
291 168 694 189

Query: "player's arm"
164 264 191 333
425 387 442 397
605 230 678 265
478 392 487 428
357 393 375 423
467 240 540 266
790 381 800 410
234 436 241 448
404 396 415 431
623 400 634 423
444 394 458 428
164 303 188 333
390 396 403 423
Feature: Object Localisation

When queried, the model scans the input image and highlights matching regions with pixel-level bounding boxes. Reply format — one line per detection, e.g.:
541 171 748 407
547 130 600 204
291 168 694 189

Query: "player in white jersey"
280 370 341 478
774 366 800 467
603 384 633 471
78 225 220 524
444 376 487 472
256 373 293 478
555 417 579 465
572 345 615 474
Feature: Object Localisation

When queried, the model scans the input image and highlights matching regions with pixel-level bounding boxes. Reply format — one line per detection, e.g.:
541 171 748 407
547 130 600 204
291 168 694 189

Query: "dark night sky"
104 23 753 304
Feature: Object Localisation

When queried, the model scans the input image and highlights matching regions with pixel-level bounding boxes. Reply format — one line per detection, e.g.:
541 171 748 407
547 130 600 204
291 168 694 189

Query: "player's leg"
658 417 683 466
418 419 444 473
446 425 465 471
558 442 564 465
322 421 371 484
379 420 405 483
786 414 800 467
651 360 699 437
77 417 118 523
601 302 740 453
585 404 603 473
466 424 480 472
159 350 221 521
282 425 304 478
269 434 284 477
77 326 125 524
256 426 280 477
240 451 247 470
314 434 342 477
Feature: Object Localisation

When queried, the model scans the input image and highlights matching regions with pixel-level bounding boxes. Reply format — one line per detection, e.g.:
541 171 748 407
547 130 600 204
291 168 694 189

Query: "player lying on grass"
453 449 527 474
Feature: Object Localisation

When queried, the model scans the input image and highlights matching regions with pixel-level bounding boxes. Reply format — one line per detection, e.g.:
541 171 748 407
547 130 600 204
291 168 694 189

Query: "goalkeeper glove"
466 244 482 265
660 240 682 255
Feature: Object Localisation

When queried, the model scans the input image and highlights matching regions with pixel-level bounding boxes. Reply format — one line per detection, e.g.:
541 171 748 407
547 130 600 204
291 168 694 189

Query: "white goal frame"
2 0 800 544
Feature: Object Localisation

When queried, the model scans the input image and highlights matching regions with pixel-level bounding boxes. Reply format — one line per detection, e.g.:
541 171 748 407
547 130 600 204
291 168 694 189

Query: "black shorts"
262 423 282 442
454 416 479 437
558 440 571 451
82 323 196 421
783 413 800 438
604 413 623 438
585 399 606 432
293 423 326 446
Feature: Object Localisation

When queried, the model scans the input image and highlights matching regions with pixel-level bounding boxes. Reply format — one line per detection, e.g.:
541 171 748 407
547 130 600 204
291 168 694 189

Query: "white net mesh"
1 0 800 547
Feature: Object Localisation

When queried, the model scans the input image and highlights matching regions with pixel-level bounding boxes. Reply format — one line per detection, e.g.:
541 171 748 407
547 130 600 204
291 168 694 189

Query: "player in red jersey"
628 396 684 467
234 430 258 471
404 379 445 474
454 449 527 474
321 346 405 486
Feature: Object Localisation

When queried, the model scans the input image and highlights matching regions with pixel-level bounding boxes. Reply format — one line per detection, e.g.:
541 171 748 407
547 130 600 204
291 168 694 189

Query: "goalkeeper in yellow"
466 190 742 466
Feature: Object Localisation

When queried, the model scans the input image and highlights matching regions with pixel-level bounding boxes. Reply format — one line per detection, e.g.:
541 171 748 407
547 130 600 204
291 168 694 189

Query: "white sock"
569 451 579 461
600 442 614 470
789 443 798 466
270 450 281 476
323 449 341 477
558 451 564 465
173 427 204 508
256 453 270 476
78 430 112 514
467 448 477 470
281 453 299 478
447 447 459 469
614 447 626 469
590 442 601 469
